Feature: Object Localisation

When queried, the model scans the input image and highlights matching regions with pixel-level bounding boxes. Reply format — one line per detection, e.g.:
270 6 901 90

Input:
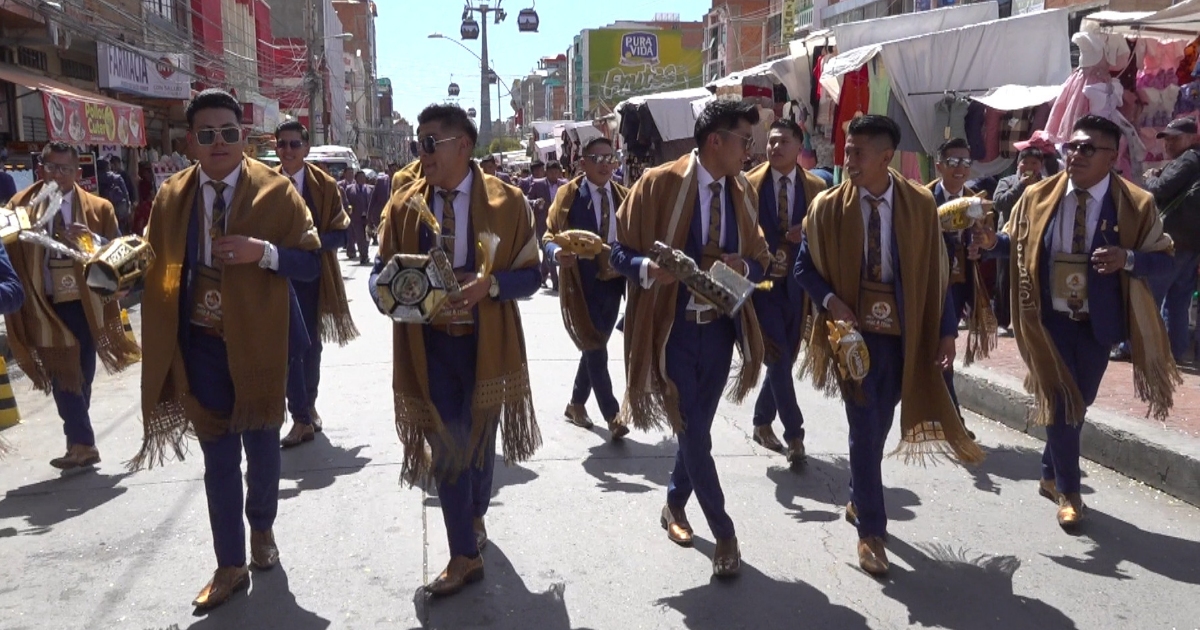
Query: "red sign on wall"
41 91 147 147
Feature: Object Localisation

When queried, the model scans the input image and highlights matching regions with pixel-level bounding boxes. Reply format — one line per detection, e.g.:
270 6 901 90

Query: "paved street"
1 260 1199 630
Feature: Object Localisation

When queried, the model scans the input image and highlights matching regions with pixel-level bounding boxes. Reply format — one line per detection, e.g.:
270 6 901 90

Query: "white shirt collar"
772 167 797 187
859 176 895 207
438 168 473 198
938 180 964 199
584 177 610 196
696 154 721 193
283 164 305 187
1065 173 1111 202
199 161 242 191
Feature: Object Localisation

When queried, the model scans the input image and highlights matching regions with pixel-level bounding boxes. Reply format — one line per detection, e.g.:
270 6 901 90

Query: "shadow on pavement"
656 537 872 629
411 542 595 630
965 444 1047 495
0 471 131 535
580 436 676 494
766 456 919 525
883 538 1080 630
1043 508 1200 585
187 565 330 630
279 437 371 500
422 462 538 509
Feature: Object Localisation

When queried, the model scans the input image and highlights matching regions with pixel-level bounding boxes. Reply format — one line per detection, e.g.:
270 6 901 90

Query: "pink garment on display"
900 152 923 182
1045 66 1109 142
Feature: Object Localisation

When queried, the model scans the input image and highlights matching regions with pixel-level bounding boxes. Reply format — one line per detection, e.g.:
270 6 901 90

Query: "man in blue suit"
543 137 630 437
611 99 772 578
744 120 826 464
796 115 977 577
344 170 373 264
973 114 1176 531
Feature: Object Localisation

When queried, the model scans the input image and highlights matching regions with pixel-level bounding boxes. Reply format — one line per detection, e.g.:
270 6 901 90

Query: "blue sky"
374 0 712 124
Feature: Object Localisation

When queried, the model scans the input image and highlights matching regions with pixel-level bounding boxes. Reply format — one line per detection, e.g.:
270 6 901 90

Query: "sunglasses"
277 139 307 150
1063 141 1117 157
419 135 460 155
940 157 973 168
585 154 618 164
42 163 75 175
195 126 243 146
725 130 754 150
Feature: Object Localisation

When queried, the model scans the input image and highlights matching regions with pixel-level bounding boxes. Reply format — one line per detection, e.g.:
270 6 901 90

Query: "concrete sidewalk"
953 333 1200 507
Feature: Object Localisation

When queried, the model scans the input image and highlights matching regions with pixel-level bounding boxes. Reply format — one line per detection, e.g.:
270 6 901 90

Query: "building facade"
703 0 772 83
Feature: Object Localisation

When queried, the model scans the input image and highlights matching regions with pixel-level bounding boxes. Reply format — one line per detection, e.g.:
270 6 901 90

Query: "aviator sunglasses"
1062 141 1116 158
940 157 973 168
585 154 618 164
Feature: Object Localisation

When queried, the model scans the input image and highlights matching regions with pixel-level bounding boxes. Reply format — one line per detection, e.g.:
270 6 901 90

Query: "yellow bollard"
0 356 20 429
121 309 137 345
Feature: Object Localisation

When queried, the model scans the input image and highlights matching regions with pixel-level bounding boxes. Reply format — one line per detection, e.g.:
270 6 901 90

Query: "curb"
956 366 1200 508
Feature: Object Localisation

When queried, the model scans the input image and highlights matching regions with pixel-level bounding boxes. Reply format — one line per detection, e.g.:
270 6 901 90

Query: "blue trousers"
187 330 282 568
1151 249 1200 361
286 340 322 424
845 332 904 539
665 315 737 540
1041 312 1110 495
570 284 623 421
51 300 96 447
427 330 496 558
943 280 973 420
751 289 806 443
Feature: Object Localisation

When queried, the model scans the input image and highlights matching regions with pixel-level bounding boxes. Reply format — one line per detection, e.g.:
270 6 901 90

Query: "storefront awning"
0 63 146 147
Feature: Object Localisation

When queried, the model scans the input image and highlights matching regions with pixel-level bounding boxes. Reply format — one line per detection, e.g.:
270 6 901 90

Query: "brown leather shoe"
1038 479 1062 504
426 555 485 597
281 423 315 449
1056 493 1086 529
250 529 279 570
192 566 250 609
473 517 488 550
607 419 629 440
713 536 741 578
845 501 858 526
660 504 694 547
786 439 807 465
752 425 784 452
564 404 593 429
312 414 323 433
49 444 100 470
857 536 889 576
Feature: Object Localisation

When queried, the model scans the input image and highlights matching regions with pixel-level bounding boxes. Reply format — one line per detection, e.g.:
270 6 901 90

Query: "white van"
258 144 360 180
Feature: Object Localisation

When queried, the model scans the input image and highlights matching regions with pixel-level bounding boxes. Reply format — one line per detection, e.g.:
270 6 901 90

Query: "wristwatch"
487 275 500 299
1123 250 1135 272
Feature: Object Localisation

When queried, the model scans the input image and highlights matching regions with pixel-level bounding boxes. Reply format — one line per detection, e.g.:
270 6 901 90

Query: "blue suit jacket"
988 188 1173 346
543 183 627 320
754 172 809 310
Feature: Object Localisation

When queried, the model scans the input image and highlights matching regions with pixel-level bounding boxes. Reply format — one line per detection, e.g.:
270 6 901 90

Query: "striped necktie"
777 175 791 235
702 181 723 269
598 185 612 242
439 189 460 261
866 196 884 282
208 180 228 239
1071 189 1090 254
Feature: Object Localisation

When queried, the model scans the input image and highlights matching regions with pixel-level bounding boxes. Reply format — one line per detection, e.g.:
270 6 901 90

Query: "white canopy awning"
618 87 713 143
1083 0 1200 35
970 84 1063 112
832 2 1000 51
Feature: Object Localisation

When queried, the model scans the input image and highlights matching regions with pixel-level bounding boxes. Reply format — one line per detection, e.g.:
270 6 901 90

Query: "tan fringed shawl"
744 163 827 361
131 158 321 469
1007 172 1180 425
379 162 542 483
3 182 140 395
926 179 998 365
276 163 358 345
389 160 423 197
800 170 983 463
542 175 629 351
616 152 771 433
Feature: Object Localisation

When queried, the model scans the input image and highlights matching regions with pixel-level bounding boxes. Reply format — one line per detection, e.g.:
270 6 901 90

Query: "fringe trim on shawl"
319 312 360 347
95 314 142 375
890 420 985 465
318 250 360 346
126 399 192 471
559 270 606 351
15 345 81 394
1026 375 1086 428
394 392 438 487
475 369 541 466
617 388 682 433
796 312 844 398
726 332 762 404
1134 359 1183 423
963 268 998 366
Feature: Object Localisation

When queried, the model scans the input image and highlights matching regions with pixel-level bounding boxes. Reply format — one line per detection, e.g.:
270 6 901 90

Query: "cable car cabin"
517 8 539 32
460 17 480 40
448 82 461 97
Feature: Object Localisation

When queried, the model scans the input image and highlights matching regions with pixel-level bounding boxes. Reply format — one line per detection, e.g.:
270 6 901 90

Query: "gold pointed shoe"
752 426 784 452
660 505 694 547
1056 493 1086 529
192 566 250 610
50 444 100 470
281 423 315 449
857 536 889 577
250 529 279 570
564 404 594 429
713 537 741 578
473 517 488 550
1038 479 1062 504
425 555 485 597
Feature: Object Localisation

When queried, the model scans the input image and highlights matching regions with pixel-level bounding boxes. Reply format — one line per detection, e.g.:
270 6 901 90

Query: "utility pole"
306 0 326 145
478 6 492 151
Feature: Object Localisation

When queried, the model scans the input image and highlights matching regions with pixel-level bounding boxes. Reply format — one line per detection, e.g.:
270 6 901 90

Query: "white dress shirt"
772 167 797 224
860 177 895 283
433 169 474 269
583 179 617 243
285 165 306 197
1049 173 1110 314
638 155 727 290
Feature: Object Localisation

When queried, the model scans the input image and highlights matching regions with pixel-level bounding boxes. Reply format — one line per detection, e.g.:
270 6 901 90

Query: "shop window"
61 59 95 82
17 47 48 72
22 116 49 142
767 13 783 43
143 0 173 20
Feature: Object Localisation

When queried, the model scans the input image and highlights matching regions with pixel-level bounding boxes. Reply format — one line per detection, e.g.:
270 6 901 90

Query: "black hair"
546 161 563 171
41 141 79 161
109 155 123 165
480 154 497 163
275 120 309 142
417 103 478 147
937 138 971 161
769 119 804 141
530 160 545 169
1017 147 1045 162
95 160 109 174
847 115 901 150
186 88 242 127
1072 114 1122 148
694 99 760 147
582 136 614 153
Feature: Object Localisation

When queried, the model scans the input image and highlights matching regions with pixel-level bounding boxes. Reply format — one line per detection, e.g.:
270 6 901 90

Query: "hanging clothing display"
934 93 971 143
867 58 891 116
833 66 870 166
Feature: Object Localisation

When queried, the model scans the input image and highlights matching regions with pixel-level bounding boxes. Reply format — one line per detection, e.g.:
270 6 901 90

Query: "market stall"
614 87 711 182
